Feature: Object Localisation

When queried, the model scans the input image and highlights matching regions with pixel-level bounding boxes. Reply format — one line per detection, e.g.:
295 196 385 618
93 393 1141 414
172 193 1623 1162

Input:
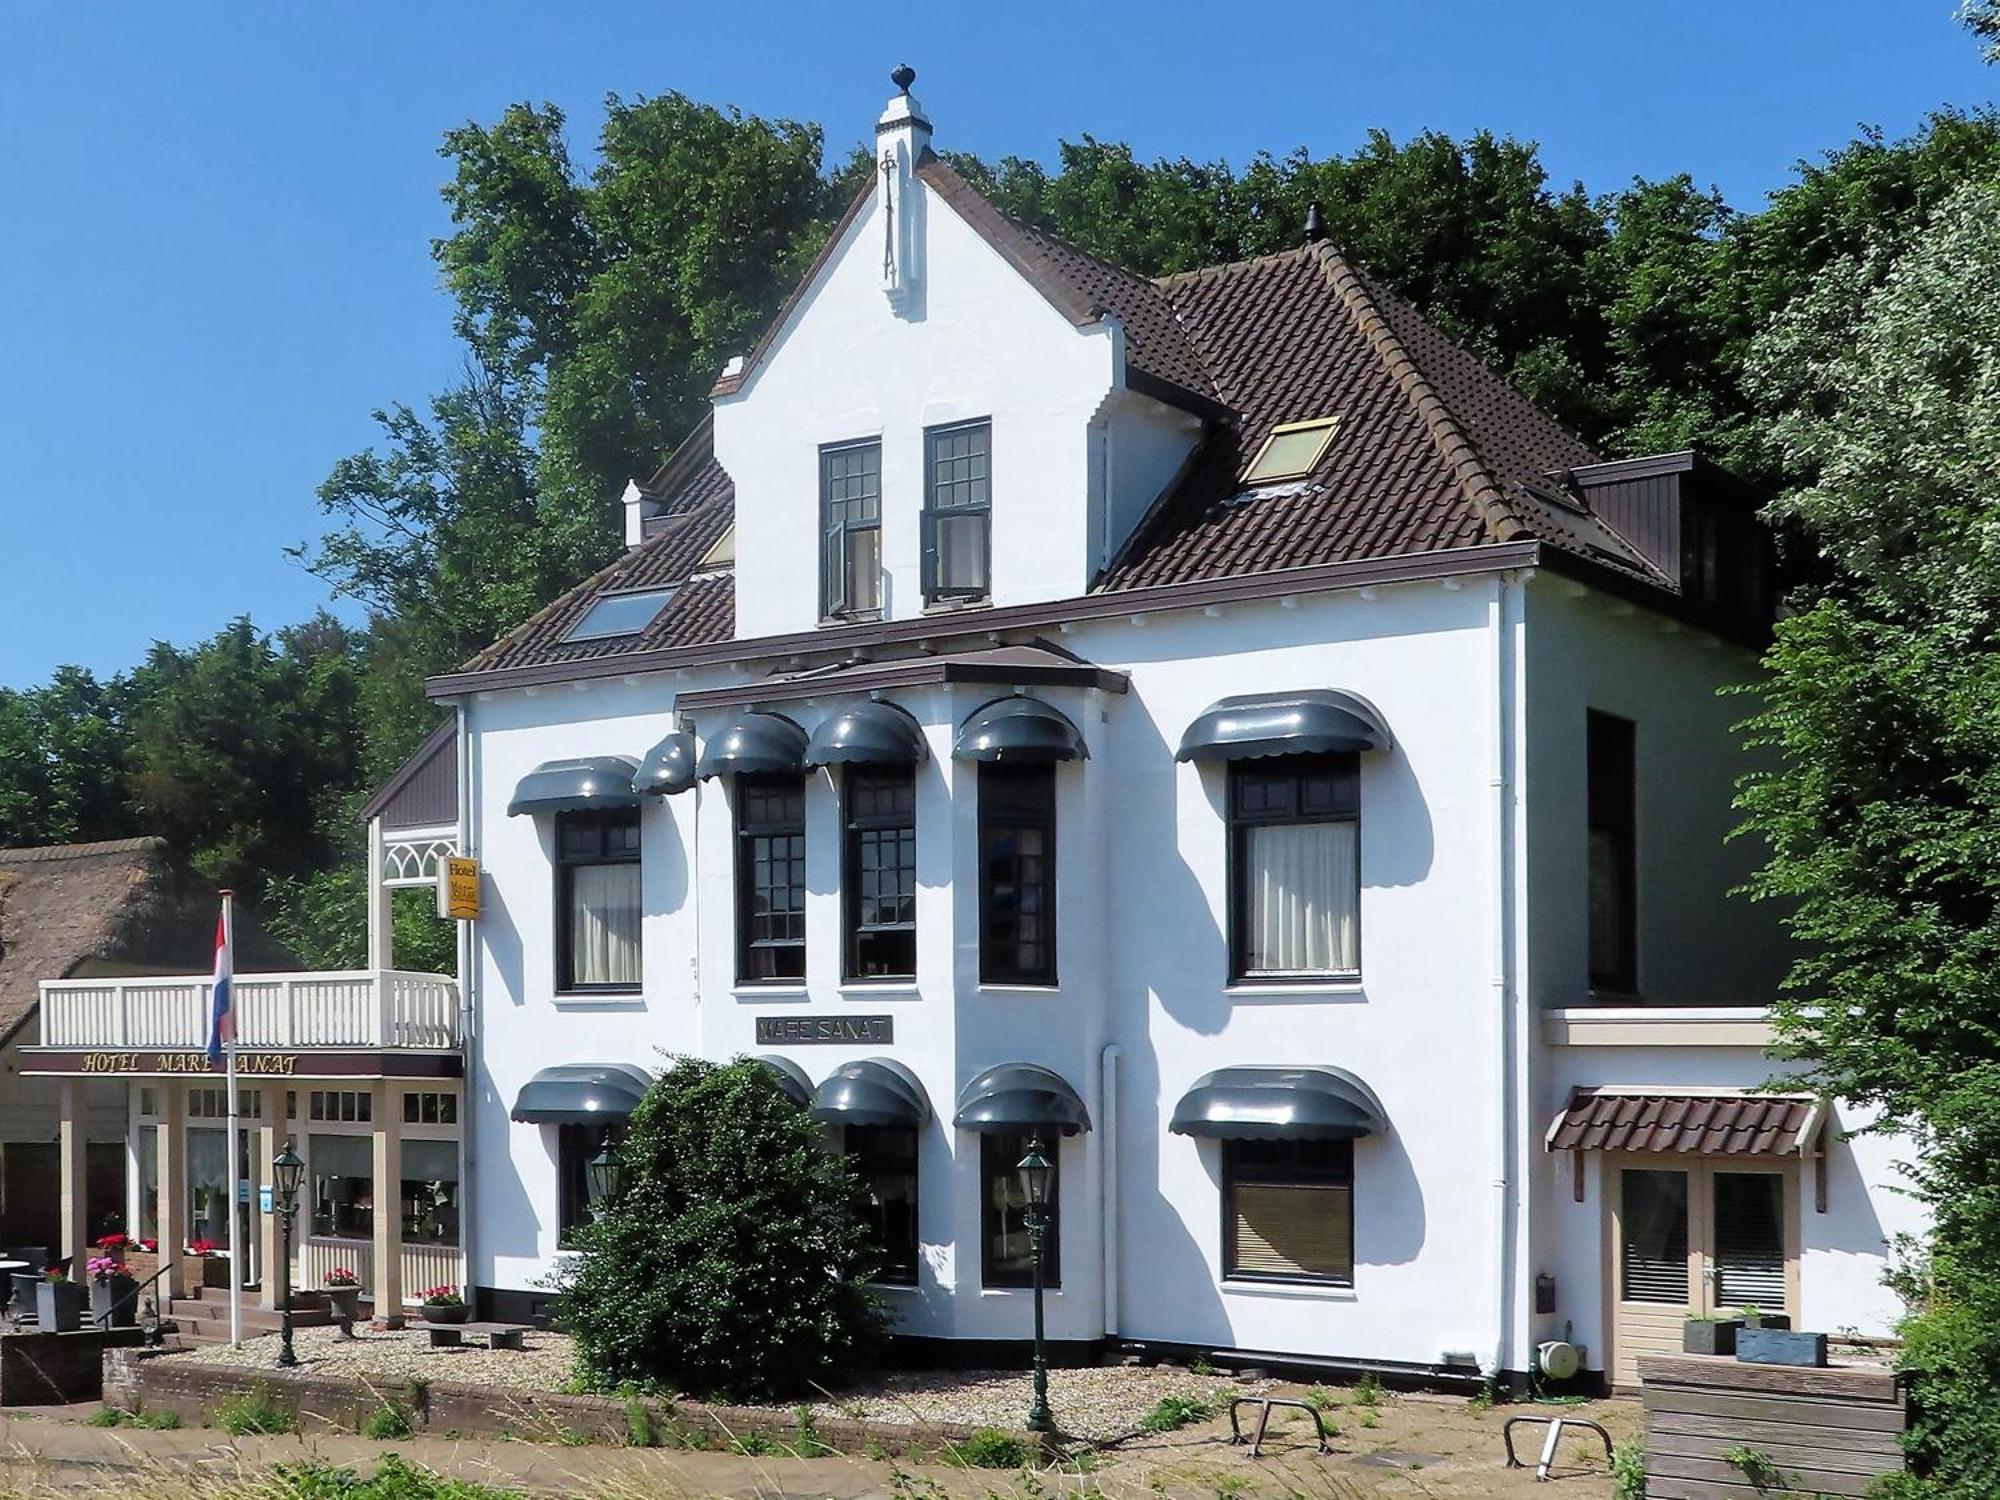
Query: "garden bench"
424 1321 529 1351
1227 1396 1333 1457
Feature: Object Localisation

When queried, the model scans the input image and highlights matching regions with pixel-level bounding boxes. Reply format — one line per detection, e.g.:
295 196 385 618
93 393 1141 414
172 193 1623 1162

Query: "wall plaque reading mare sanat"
754 1015 893 1046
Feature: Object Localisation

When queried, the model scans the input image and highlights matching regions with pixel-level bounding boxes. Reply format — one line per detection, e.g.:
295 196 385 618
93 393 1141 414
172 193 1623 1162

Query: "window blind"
1229 1182 1352 1281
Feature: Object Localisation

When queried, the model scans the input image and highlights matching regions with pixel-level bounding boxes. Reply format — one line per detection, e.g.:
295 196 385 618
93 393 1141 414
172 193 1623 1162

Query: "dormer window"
561 586 677 643
923 420 992 605
820 439 883 621
1242 417 1340 486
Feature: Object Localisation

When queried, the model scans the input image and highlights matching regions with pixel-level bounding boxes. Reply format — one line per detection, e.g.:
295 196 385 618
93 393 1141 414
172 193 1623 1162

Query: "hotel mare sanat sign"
21 1049 463 1079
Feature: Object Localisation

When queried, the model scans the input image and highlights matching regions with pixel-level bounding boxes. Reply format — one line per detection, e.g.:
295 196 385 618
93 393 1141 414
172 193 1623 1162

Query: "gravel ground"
177 1330 1266 1442
185 1324 575 1392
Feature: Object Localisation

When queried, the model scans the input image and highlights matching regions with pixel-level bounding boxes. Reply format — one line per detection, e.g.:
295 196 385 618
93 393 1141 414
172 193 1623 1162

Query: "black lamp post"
271 1141 305 1369
584 1139 625 1218
1016 1135 1056 1434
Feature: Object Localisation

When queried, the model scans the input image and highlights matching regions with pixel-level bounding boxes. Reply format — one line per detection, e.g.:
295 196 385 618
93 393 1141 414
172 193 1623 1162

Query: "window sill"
869 1279 922 1293
980 1285 1064 1298
1224 978 1364 1000
1221 1278 1357 1301
921 597 992 616
732 985 810 1002
976 984 1062 998
816 613 882 630
837 982 921 1001
552 991 644 1008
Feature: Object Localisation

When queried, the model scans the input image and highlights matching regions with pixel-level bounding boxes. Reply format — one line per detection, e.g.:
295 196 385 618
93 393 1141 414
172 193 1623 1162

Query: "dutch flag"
205 907 234 1064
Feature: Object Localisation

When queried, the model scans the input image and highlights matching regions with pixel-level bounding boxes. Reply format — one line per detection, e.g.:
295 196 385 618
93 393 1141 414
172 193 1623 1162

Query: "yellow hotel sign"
438 856 481 920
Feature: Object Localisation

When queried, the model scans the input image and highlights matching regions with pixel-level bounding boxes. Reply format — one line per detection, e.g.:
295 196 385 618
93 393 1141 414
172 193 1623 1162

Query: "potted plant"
187 1238 231 1290
1737 1303 1792 1331
323 1266 363 1323
1738 1326 1829 1367
36 1267 85 1333
1683 1311 1745 1356
419 1284 470 1325
86 1255 137 1328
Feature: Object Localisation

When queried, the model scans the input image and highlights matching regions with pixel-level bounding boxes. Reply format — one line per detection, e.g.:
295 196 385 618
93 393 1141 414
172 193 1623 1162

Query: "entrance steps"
160 1284 335 1347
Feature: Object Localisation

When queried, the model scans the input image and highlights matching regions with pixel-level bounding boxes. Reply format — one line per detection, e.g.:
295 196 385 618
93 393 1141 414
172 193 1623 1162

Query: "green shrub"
792 1403 833 1457
1139 1394 1211 1432
133 1410 181 1430
551 1058 886 1401
361 1402 415 1440
945 1428 1032 1469
269 1454 525 1498
622 1395 656 1448
728 1432 775 1456
1352 1373 1382 1408
1610 1438 1646 1500
215 1385 294 1436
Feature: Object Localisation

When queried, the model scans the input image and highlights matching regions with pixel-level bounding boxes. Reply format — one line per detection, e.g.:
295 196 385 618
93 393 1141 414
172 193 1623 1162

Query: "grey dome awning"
952 697 1088 764
696 713 809 780
810 1058 931 1128
633 731 698 797
1169 1066 1387 1140
803 701 928 769
754 1056 814 1109
953 1063 1091 1136
510 1063 654 1124
507 756 643 817
1175 690 1391 762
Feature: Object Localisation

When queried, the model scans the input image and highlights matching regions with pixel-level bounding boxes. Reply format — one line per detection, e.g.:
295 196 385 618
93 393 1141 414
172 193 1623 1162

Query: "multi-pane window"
401 1137 460 1247
310 1133 374 1239
820 440 882 620
978 764 1056 985
923 420 991 603
845 768 916 980
846 1125 919 1286
1587 711 1637 993
737 775 807 982
980 1130 1060 1289
557 808 642 992
308 1090 372 1123
1223 1137 1354 1285
1228 754 1360 979
188 1088 261 1119
402 1091 459 1126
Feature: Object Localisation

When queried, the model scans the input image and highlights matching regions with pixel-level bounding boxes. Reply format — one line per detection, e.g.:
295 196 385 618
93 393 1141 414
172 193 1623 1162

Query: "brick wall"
104 1351 1043 1459
1 1329 144 1406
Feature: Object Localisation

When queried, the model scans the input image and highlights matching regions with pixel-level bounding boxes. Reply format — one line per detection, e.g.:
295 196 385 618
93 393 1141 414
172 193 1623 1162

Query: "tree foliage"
552 1058 885 1400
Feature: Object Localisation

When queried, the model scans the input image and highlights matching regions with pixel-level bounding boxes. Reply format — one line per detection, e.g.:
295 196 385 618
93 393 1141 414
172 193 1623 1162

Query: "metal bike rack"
1227 1397 1334 1458
1502 1415 1615 1481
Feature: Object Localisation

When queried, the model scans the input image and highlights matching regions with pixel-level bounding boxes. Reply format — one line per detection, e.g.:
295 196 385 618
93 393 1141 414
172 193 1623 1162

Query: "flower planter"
6 1273 38 1320
199 1255 233 1291
422 1303 471 1325
1740 1311 1792 1331
1737 1327 1828 1367
325 1287 362 1323
36 1280 84 1333
1683 1317 1743 1357
90 1273 138 1328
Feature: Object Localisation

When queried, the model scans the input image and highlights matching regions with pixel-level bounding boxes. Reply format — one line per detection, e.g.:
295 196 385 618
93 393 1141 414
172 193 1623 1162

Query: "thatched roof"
0 838 296 1047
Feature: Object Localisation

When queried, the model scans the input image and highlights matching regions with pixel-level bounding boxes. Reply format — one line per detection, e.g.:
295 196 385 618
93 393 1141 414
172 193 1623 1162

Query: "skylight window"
1242 417 1340 485
561 587 677 643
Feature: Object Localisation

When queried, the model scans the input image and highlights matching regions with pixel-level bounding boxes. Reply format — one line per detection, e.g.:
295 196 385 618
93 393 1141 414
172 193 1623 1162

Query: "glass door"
1612 1167 1698 1386
1708 1169 1787 1319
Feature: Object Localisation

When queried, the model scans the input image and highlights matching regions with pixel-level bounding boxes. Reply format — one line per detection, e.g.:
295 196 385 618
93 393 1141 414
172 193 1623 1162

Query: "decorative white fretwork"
382 836 457 889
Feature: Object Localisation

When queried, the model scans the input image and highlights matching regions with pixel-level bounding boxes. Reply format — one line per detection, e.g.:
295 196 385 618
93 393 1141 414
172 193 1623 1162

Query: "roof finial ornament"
891 63 916 95
1303 201 1326 245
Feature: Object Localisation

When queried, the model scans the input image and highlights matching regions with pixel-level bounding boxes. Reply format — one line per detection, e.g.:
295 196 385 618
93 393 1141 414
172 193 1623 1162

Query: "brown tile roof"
1546 1090 1821 1157
445 177 1674 683
0 839 296 1045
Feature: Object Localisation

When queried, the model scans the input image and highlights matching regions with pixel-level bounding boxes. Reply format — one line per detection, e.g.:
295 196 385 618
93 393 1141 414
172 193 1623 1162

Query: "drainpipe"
454 701 478 1311
1487 573 1519 1382
1100 1044 1120 1338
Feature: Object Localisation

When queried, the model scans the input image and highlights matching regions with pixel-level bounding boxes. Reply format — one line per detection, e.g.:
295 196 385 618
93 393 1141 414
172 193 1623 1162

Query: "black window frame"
820 438 883 622
1225 752 1362 982
977 762 1058 986
554 807 642 995
1587 710 1638 995
979 1129 1060 1289
735 773 808 984
845 1123 920 1286
556 1122 619 1249
842 766 917 981
922 418 992 605
1221 1136 1355 1287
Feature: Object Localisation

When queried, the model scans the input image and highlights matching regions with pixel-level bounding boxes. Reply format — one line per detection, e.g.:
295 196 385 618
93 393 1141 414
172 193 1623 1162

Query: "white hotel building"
20 73 1922 1386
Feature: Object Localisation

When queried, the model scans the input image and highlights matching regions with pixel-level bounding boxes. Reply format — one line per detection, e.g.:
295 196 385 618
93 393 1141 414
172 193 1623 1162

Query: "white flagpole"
222 890 242 1349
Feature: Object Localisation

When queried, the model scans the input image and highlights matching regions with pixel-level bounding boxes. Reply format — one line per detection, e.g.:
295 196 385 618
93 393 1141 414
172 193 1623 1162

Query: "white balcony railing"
38 970 460 1051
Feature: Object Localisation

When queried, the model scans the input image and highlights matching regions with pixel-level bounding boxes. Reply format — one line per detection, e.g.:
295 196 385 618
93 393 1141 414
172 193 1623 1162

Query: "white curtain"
1245 820 1358 973
571 863 642 986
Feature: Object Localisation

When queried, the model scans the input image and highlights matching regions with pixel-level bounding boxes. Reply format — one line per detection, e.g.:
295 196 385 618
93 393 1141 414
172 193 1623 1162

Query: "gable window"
980 1129 1059 1288
1587 710 1637 993
845 1125 919 1285
978 763 1056 985
1242 416 1340 485
844 768 916 980
821 439 882 620
556 809 642 992
1228 754 1360 979
737 774 807 982
1223 1137 1354 1285
923 420 991 604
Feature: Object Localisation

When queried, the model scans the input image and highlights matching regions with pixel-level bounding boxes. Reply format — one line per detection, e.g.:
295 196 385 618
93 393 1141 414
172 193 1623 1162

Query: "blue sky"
0 2 1991 687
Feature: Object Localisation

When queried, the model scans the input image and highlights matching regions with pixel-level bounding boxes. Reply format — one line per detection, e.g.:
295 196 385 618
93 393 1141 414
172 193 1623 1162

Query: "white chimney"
621 478 661 549
876 63 930 311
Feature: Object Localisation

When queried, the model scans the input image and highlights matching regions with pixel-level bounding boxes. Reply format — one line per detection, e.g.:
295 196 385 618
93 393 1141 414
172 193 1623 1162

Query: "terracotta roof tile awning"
1545 1090 1824 1158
